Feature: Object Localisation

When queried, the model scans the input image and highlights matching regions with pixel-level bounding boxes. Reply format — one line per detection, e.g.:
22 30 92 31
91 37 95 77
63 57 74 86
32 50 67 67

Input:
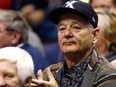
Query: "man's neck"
64 49 92 69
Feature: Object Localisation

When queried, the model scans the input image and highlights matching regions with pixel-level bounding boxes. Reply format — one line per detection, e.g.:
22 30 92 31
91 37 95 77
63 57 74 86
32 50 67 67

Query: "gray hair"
0 47 34 85
0 9 29 43
95 8 116 51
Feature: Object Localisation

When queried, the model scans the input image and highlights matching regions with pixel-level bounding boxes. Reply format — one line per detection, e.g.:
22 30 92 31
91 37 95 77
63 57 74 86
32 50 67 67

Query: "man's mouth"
63 41 76 45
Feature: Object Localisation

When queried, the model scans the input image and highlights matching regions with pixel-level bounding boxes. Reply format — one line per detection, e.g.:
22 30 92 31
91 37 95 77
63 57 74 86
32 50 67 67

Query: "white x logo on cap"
65 1 79 9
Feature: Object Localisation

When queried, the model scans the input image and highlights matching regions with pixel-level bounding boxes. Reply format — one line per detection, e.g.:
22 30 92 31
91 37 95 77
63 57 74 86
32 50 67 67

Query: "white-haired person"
0 47 34 87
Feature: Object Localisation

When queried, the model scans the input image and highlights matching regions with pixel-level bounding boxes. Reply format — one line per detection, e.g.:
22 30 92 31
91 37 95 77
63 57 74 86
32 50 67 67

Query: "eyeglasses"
0 28 7 33
0 28 14 33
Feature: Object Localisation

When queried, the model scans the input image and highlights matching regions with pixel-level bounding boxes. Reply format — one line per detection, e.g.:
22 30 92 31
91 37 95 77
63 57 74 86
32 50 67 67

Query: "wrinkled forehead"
0 59 16 64
0 59 17 71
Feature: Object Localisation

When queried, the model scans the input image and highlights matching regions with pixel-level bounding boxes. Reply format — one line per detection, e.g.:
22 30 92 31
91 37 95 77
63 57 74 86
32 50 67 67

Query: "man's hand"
31 68 58 87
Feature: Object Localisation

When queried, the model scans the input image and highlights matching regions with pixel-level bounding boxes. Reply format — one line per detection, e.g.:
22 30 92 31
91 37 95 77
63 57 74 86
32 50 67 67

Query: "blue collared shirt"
60 58 90 87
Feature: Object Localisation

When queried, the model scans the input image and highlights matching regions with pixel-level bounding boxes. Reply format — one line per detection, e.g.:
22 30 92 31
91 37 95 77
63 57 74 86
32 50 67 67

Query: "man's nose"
0 77 6 86
64 30 73 37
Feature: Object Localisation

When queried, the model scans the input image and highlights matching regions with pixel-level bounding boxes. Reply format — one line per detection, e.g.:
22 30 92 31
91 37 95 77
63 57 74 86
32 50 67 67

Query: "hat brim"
49 7 88 24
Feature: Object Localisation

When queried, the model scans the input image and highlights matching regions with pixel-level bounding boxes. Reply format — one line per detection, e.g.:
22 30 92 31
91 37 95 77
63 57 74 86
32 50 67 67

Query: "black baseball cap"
49 0 98 28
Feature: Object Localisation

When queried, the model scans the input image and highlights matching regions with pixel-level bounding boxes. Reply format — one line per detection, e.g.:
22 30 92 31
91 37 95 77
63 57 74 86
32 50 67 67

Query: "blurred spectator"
0 0 45 57
95 8 116 68
13 0 56 43
95 8 109 57
0 9 49 76
19 0 70 43
0 47 34 86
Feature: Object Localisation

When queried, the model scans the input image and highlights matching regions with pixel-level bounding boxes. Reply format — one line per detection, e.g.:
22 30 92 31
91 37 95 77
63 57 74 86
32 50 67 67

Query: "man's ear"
92 27 100 44
11 32 21 45
24 76 32 87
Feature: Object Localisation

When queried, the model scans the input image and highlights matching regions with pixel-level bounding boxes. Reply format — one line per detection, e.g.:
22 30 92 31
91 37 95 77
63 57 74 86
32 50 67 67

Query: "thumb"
37 69 43 80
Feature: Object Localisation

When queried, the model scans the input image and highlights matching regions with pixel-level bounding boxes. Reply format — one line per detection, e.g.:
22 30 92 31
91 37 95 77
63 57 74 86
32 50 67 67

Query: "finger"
32 78 49 85
37 69 43 80
30 83 38 87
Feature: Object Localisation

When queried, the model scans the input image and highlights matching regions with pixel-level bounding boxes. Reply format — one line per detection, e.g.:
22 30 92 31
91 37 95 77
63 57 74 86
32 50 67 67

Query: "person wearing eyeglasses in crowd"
0 9 49 77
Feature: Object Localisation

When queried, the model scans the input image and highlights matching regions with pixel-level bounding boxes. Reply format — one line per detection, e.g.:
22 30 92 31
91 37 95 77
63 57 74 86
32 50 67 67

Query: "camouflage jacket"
43 50 116 87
